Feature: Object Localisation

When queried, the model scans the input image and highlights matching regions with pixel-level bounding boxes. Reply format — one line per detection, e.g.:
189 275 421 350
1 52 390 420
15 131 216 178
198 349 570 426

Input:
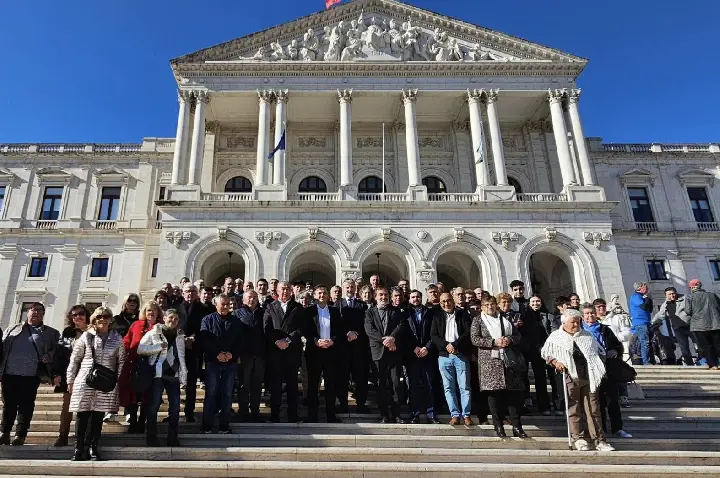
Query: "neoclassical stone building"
1 0 719 329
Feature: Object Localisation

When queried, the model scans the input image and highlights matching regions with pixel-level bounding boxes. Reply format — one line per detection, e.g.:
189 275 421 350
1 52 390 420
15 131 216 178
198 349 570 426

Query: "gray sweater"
5 326 40 376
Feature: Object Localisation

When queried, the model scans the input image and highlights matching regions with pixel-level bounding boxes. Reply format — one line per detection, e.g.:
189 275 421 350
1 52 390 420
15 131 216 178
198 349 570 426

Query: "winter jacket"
629 292 653 328
235 305 266 357
137 324 187 385
653 295 690 331
199 312 243 363
685 288 720 332
53 326 84 392
0 322 59 381
119 320 153 407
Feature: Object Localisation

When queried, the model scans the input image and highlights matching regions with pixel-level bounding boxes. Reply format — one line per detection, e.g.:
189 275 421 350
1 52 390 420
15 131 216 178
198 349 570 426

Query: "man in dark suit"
335 279 370 414
430 293 474 426
364 287 408 423
181 283 208 422
405 290 439 424
303 285 345 423
263 281 304 423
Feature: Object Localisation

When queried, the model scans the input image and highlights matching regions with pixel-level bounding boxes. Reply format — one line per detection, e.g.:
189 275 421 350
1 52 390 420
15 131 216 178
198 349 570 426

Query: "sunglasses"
71 312 86 317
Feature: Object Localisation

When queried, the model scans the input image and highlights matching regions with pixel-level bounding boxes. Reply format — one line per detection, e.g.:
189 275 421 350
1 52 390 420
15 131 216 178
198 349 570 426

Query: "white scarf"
541 327 606 393
480 312 513 340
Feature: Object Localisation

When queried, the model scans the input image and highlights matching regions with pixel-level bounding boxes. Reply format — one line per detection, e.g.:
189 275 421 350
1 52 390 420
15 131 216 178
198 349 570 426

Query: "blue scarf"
583 320 605 349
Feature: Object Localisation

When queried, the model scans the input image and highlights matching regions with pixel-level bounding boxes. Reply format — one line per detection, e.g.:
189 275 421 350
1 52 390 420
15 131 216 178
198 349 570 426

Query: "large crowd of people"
1 274 719 461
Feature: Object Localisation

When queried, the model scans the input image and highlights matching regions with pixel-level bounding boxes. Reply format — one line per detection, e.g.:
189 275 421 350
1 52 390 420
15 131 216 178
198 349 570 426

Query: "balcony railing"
154 221 163 230
35 220 57 230
295 193 340 201
428 193 481 202
516 193 568 202
635 222 658 232
697 222 720 231
201 192 253 201
357 193 408 202
95 220 117 230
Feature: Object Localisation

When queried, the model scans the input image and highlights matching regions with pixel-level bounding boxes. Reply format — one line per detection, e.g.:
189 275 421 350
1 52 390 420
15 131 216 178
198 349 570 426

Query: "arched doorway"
201 250 246 286
225 176 253 192
436 251 482 290
361 248 408 288
529 251 573 307
287 247 337 287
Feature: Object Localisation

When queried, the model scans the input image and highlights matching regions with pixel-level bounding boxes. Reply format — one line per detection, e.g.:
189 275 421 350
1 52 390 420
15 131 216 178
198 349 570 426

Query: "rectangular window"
0 185 6 214
40 186 63 220
156 187 166 222
19 302 34 323
29 257 48 278
711 260 720 281
647 259 667 281
90 258 109 278
687 187 715 223
628 187 654 223
151 258 158 278
85 302 102 313
98 187 121 221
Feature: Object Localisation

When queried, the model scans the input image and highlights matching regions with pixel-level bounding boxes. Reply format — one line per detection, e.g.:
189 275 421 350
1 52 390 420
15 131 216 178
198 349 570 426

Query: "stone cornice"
171 0 586 70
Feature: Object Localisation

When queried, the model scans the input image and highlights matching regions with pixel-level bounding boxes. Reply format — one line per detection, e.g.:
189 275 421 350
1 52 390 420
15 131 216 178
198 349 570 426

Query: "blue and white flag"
268 129 286 161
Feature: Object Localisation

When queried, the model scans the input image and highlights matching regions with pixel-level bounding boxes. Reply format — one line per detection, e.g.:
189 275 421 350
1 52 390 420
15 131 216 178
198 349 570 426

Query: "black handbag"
606 357 637 383
85 335 118 393
500 319 527 374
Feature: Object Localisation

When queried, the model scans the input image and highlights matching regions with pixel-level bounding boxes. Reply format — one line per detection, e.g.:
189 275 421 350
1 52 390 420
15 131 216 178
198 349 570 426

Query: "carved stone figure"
301 28 320 61
363 16 389 52
402 20 428 61
388 19 405 54
430 30 463 61
468 43 495 61
270 41 286 61
323 22 344 61
286 39 299 60
250 46 271 61
341 27 363 61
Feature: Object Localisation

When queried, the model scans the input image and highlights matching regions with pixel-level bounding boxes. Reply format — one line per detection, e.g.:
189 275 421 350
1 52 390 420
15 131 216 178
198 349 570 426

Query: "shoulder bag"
132 334 163 394
85 334 118 393
500 319 527 374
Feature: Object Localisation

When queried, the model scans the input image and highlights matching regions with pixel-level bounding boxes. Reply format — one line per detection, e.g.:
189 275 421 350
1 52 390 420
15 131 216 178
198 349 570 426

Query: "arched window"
358 176 386 194
224 176 252 193
508 177 522 194
298 176 327 193
423 176 447 194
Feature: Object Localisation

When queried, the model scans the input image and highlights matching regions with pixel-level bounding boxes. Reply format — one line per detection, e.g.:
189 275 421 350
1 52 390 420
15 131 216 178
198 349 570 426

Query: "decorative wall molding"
583 231 612 249
166 231 192 247
380 227 392 241
453 227 465 242
256 230 282 248
217 226 228 240
492 231 519 249
308 227 319 241
298 137 328 148
544 227 557 242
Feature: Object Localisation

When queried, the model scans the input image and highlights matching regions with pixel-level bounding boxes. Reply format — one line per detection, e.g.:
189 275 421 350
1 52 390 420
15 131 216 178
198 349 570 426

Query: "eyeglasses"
29 308 45 314
71 312 86 317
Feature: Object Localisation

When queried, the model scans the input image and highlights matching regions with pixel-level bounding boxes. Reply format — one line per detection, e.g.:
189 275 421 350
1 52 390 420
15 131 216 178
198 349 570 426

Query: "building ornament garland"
166 231 192 247
583 231 611 249
256 230 282 248
416 270 434 282
492 231 519 250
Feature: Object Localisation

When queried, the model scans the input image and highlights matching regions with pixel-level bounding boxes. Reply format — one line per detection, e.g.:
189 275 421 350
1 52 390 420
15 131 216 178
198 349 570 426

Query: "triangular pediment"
679 168 716 187
620 168 656 186
172 0 585 70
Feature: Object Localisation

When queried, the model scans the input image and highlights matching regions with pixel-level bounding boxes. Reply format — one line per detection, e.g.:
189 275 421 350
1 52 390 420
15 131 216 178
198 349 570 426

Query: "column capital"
466 88 484 103
401 88 418 104
547 88 568 104
205 121 219 134
194 90 210 104
275 89 289 103
567 88 582 104
483 88 500 104
257 89 275 103
337 88 353 104
177 90 192 103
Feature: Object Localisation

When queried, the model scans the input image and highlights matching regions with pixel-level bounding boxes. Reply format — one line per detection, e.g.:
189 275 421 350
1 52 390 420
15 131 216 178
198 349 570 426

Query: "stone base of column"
254 185 287 201
407 185 427 201
564 185 606 202
338 185 358 200
167 184 201 201
478 185 516 201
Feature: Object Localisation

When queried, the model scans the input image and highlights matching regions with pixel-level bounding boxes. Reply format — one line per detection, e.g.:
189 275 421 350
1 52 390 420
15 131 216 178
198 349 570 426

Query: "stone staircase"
0 365 718 476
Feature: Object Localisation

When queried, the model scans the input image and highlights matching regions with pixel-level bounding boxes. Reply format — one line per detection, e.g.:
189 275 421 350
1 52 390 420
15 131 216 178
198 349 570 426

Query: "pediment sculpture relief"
240 11 515 63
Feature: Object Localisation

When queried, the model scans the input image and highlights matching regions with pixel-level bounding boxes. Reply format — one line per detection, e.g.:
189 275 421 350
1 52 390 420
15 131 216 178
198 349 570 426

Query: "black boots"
512 426 529 439
88 438 101 461
71 436 87 461
0 433 10 445
11 433 26 446
494 424 507 438
166 428 180 447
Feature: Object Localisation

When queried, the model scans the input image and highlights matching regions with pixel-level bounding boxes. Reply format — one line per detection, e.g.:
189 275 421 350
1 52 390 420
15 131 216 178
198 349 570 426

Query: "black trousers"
470 358 490 420
237 356 265 417
599 379 624 433
375 358 404 418
184 349 202 416
306 349 338 419
338 343 370 407
695 330 720 368
269 353 300 421
76 411 104 444
488 390 522 428
1 375 40 435
522 348 550 411
405 355 435 417
674 327 696 365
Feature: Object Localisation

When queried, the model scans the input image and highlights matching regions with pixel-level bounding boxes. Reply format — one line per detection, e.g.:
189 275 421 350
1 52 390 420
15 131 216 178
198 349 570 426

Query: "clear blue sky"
1 0 718 144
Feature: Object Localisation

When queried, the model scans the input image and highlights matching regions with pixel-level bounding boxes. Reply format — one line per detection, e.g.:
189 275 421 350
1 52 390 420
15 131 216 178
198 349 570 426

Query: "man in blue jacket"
628 282 653 365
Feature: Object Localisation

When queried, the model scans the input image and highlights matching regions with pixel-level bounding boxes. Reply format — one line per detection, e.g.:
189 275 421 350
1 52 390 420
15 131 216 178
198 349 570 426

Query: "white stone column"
484 89 508 186
567 89 596 186
338 89 353 187
467 89 490 188
187 91 209 186
255 90 274 186
171 90 191 185
548 89 577 188
402 89 422 187
273 90 288 186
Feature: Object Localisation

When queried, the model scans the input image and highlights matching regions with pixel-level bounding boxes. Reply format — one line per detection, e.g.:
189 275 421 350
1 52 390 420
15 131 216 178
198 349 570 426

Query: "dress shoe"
410 416 425 424
449 417 462 426
379 416 391 424
428 416 441 424
327 416 343 424
11 435 25 446
464 417 474 427
494 425 507 438
185 413 196 423
166 434 181 447
146 435 160 447
512 427 528 439
355 405 371 414
0 433 10 445
394 417 406 424
54 435 69 447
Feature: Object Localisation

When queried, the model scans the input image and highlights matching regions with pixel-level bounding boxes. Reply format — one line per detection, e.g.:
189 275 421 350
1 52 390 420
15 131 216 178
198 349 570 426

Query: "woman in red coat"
119 300 161 433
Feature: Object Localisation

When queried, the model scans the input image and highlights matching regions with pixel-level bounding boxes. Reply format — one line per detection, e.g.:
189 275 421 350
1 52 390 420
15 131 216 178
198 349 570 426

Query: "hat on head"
689 279 702 289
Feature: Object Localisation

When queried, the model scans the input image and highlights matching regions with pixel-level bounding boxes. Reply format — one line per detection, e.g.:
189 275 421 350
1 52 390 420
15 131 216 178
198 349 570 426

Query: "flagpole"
382 122 386 201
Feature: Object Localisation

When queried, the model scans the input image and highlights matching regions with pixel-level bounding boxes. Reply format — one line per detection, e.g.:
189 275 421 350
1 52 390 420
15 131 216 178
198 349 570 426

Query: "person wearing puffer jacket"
138 309 187 447
653 287 695 366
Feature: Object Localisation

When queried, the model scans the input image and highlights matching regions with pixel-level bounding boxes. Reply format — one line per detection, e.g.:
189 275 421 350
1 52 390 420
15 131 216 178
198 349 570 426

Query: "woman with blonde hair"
66 307 125 461
138 308 186 446
119 300 162 433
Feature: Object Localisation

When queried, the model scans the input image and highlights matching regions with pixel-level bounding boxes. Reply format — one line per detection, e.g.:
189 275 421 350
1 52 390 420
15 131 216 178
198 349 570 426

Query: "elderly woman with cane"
541 308 615 452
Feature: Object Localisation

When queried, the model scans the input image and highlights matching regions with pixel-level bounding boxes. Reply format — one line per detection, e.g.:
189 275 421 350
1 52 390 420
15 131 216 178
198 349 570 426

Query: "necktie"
348 298 353 308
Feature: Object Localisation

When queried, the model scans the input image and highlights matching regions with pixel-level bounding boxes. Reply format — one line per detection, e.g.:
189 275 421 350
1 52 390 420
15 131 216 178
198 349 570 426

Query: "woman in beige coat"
67 307 125 461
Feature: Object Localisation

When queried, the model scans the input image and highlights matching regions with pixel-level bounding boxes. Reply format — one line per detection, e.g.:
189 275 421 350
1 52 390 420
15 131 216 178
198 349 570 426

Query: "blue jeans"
632 325 650 365
146 378 180 438
202 361 237 431
438 354 471 418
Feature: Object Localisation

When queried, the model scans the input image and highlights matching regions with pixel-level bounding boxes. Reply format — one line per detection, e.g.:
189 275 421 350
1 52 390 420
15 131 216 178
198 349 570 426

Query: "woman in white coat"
138 309 186 447
67 307 125 461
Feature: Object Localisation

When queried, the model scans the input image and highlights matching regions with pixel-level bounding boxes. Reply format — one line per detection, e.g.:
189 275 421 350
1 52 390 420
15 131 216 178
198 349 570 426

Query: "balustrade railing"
635 222 658 232
697 222 720 232
357 193 408 202
154 221 163 230
295 193 340 201
516 193 568 202
201 193 254 202
95 220 117 230
35 220 57 230
428 193 481 202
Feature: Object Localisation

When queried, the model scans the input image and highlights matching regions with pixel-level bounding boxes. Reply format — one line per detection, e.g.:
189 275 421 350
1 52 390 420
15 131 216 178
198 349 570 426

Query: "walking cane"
562 371 572 450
